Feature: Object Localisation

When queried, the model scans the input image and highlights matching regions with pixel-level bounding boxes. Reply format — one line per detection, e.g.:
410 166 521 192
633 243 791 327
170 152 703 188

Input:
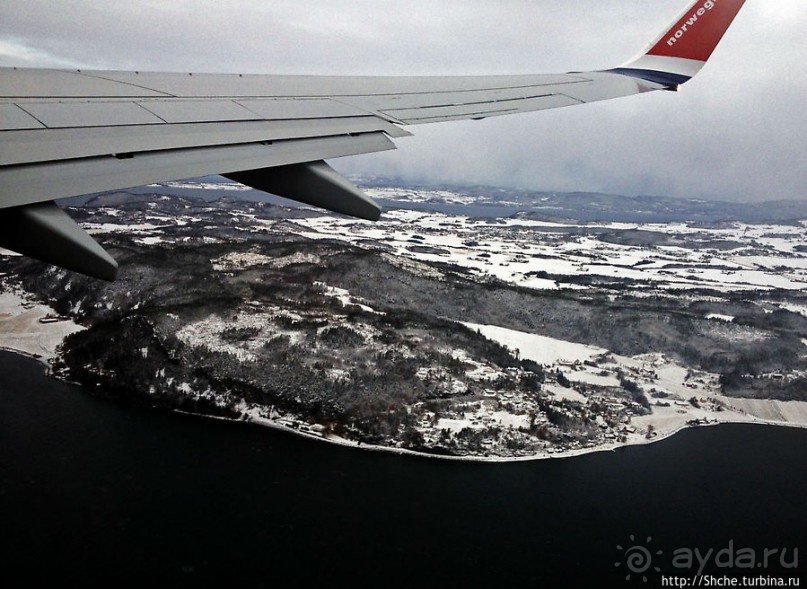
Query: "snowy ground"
4 185 807 461
286 209 807 294
0 289 83 361
459 321 807 458
463 322 607 365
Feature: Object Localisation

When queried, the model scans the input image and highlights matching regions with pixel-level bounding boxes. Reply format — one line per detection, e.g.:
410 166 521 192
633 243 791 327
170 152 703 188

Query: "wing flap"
137 99 259 123
17 100 165 128
235 98 368 119
0 104 46 130
382 93 581 124
0 132 395 209
0 116 408 168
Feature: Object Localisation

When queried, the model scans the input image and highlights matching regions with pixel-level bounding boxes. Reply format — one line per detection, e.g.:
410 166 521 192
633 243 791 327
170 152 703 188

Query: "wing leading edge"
0 0 746 280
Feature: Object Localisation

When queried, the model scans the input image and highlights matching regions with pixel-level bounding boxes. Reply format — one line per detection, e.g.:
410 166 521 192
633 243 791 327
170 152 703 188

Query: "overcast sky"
1 0 805 202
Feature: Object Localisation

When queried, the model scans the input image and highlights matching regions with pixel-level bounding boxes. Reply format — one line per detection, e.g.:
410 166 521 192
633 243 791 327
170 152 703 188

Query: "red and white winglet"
610 0 746 87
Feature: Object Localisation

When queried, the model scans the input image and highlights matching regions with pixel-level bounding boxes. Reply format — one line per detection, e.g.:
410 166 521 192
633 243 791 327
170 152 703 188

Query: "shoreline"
235 408 807 464
103 389 807 463
134 387 807 463
3 286 806 464
0 288 84 364
2 344 806 464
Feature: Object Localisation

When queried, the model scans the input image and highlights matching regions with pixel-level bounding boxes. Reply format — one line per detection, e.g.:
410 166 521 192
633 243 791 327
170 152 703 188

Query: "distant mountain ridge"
60 175 807 225
356 177 807 224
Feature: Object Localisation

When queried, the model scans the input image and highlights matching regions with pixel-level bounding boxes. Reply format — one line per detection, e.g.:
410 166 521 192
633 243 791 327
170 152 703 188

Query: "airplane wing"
0 0 746 280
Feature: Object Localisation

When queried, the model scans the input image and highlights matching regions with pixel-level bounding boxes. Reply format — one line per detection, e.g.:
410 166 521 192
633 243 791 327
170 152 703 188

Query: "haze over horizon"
2 0 804 203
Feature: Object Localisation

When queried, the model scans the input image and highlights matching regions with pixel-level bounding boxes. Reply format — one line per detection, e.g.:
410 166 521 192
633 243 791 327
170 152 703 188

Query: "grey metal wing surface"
0 0 747 280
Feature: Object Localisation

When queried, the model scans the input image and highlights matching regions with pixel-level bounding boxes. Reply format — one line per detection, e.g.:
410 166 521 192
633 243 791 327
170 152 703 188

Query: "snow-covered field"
284 209 807 293
462 322 606 365
0 289 83 361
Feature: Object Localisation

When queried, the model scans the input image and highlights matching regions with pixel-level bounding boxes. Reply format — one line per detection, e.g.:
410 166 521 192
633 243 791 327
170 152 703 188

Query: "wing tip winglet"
621 0 746 84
